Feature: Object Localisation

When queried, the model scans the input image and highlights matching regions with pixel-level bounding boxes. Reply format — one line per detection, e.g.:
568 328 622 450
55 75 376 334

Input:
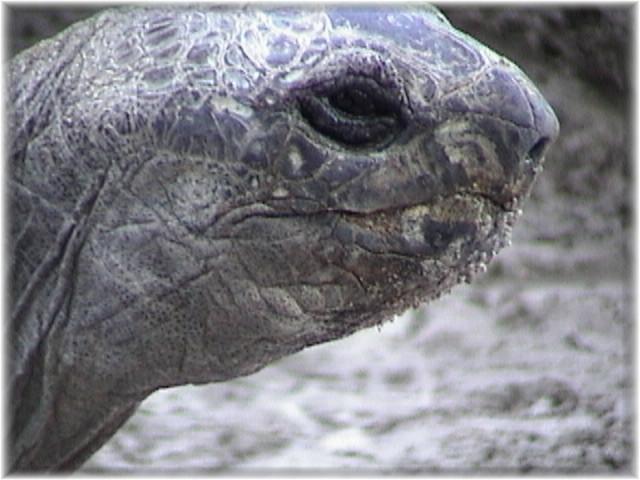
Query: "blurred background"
7 5 633 473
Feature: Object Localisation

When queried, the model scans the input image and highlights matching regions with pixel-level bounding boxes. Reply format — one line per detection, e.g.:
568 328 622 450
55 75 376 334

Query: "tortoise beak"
524 85 560 166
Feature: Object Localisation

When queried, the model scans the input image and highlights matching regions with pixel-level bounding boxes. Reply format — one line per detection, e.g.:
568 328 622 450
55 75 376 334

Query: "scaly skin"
8 5 558 472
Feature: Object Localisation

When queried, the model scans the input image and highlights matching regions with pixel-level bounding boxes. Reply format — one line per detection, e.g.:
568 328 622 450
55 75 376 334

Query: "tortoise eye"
328 85 389 117
297 76 405 149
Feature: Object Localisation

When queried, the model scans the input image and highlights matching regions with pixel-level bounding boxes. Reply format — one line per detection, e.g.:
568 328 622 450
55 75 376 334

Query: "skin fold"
8 5 558 472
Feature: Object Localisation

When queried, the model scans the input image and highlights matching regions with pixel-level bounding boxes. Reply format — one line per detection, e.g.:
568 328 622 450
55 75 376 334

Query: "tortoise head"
14 5 558 393
9 6 560 470
159 6 558 352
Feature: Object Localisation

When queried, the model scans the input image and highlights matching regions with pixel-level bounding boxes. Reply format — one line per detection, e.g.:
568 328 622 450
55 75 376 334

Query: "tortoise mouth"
331 191 520 259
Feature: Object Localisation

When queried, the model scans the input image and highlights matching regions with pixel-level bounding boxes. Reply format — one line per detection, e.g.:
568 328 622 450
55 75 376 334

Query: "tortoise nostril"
528 136 550 163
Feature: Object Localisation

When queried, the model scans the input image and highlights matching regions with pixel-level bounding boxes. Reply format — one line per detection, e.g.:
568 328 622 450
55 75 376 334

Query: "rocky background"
7 5 634 474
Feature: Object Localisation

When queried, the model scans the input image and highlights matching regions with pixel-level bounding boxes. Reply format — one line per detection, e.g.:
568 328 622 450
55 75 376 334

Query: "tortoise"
8 5 558 472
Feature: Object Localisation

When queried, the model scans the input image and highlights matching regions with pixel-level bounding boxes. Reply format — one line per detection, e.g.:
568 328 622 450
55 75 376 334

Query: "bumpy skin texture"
8 6 558 472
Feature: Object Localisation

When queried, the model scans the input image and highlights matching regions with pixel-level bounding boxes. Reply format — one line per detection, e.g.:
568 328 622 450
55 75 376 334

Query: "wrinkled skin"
8 6 558 472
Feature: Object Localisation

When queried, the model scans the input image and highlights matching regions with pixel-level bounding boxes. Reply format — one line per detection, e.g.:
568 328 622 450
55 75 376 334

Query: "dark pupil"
328 88 377 117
